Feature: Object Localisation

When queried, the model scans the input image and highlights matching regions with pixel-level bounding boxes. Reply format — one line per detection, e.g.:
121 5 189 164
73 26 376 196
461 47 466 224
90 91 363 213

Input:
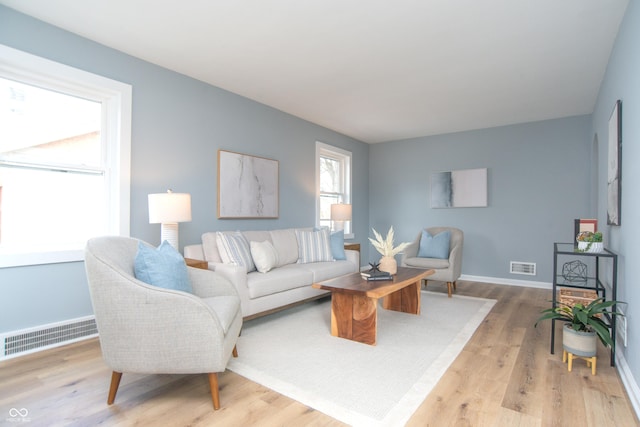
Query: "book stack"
361 269 393 281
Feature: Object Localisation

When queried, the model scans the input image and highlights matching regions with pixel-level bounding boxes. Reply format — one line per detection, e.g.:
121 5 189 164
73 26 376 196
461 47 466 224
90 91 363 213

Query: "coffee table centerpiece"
368 226 411 275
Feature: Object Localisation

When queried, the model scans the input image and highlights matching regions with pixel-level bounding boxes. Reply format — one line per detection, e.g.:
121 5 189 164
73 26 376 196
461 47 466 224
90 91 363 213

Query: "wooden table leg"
331 293 378 345
382 280 421 314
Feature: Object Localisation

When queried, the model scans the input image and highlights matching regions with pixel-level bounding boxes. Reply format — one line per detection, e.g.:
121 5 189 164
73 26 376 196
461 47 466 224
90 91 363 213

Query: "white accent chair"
400 227 464 297
84 236 242 409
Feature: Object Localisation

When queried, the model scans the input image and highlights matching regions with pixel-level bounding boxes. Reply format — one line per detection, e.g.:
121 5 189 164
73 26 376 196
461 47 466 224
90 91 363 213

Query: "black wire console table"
551 243 618 366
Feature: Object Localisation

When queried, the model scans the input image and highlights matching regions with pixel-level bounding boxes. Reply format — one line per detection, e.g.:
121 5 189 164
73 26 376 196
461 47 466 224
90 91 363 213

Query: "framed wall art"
431 167 487 208
217 150 279 219
607 100 622 226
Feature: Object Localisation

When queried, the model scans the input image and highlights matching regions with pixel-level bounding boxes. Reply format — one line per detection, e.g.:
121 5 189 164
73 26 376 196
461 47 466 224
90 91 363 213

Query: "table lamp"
330 203 352 232
148 190 192 250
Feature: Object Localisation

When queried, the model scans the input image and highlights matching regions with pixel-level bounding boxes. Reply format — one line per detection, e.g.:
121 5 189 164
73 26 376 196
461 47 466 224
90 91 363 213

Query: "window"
316 142 352 237
0 45 131 267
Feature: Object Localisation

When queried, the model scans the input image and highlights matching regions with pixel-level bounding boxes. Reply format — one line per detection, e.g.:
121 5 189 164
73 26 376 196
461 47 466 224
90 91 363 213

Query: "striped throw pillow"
295 228 334 263
216 231 256 273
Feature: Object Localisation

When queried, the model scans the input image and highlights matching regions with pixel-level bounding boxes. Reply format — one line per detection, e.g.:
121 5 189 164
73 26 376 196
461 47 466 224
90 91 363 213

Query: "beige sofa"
184 228 359 319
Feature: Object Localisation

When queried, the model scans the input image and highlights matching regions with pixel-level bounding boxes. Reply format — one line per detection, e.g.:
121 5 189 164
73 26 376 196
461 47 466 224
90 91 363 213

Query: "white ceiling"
0 0 629 143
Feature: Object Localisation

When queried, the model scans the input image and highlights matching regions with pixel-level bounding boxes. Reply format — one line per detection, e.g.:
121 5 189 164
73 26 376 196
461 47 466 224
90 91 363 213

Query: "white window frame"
0 44 132 268
316 141 353 239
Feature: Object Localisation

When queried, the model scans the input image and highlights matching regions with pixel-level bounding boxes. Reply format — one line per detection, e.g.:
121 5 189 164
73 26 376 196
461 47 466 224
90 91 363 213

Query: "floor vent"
510 261 536 276
1 316 97 361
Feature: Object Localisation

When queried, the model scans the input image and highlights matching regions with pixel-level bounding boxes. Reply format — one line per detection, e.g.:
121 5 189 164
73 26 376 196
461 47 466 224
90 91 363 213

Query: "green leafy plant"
368 226 410 257
535 298 625 348
576 231 603 242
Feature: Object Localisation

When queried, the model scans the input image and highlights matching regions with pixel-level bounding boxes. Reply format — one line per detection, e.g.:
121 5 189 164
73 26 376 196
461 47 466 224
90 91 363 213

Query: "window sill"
0 248 84 268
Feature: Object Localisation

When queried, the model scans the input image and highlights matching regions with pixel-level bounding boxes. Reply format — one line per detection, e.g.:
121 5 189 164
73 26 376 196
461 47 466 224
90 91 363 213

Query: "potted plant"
368 226 410 275
576 231 603 253
535 298 624 357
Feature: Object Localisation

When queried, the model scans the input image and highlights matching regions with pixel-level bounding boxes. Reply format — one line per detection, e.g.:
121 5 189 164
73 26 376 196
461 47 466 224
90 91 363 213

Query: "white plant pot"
562 324 597 357
577 241 603 253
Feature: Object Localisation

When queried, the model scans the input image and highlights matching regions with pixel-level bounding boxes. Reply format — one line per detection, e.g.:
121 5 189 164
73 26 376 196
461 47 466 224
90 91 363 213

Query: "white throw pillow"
295 228 334 263
250 240 279 273
216 231 256 273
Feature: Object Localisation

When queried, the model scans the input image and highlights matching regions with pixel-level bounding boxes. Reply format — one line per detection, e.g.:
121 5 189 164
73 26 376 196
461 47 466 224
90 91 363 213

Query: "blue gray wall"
590 0 640 400
0 6 369 333
1 4 638 405
368 115 592 283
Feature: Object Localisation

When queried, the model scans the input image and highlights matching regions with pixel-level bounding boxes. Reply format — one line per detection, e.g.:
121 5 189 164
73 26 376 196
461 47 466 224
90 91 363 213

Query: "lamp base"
160 223 179 250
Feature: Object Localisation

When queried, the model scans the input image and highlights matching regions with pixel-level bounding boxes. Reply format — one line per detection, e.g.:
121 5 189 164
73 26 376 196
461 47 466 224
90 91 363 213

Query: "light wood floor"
1 281 638 426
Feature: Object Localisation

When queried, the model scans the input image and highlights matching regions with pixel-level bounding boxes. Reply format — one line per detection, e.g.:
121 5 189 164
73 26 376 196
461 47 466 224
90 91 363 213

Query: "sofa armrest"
184 244 205 260
209 263 251 308
344 249 360 271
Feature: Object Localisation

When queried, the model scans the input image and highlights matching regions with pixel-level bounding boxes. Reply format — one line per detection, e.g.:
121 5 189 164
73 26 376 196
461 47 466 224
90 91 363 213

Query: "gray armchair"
400 227 464 297
84 236 243 410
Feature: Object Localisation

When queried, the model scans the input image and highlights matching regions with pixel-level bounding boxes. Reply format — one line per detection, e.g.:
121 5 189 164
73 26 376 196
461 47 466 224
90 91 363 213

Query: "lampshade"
330 204 352 221
148 191 192 224
148 190 192 250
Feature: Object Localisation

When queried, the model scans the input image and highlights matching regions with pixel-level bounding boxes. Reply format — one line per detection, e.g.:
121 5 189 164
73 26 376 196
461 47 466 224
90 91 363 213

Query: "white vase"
562 324 597 357
379 256 397 275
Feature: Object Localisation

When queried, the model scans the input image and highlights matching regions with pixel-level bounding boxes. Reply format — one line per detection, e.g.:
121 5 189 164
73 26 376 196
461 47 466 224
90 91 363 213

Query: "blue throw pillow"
134 240 193 293
418 230 451 259
330 230 346 260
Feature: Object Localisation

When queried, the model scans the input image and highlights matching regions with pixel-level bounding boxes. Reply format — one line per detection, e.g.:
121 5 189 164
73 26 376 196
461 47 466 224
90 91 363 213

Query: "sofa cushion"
201 232 223 263
134 241 192 293
216 231 256 273
246 265 314 299
418 229 451 259
250 240 279 273
270 228 300 267
300 260 356 282
243 230 272 244
404 256 450 269
296 228 333 263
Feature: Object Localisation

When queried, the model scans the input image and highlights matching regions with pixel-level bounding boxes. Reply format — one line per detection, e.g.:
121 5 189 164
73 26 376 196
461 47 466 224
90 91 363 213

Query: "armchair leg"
107 371 122 405
208 373 221 410
447 282 454 298
232 345 238 358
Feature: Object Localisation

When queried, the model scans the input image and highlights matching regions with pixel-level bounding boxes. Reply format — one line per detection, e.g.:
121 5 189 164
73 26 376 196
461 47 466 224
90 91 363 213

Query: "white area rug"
227 291 496 426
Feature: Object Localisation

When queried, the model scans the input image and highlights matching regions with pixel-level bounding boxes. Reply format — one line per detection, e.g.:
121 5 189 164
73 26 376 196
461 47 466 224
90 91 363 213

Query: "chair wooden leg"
423 279 428 290
232 345 238 358
107 371 122 405
208 373 221 410
447 282 453 297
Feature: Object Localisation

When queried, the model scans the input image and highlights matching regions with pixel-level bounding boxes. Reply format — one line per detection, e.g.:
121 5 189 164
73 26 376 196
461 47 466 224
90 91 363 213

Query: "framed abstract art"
217 150 279 219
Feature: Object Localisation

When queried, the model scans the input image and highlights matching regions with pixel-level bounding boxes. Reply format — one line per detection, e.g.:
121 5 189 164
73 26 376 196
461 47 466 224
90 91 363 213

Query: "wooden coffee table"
312 267 434 345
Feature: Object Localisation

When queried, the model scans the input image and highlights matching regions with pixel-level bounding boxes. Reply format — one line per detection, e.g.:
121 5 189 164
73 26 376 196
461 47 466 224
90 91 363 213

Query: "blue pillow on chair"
134 240 193 293
418 230 451 259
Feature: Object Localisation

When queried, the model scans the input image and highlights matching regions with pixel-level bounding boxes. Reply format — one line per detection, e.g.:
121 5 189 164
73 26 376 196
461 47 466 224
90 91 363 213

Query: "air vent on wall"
510 261 536 276
1 316 97 361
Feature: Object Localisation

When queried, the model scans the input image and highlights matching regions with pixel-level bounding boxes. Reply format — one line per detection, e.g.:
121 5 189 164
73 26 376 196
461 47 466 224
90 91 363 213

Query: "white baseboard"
616 351 640 421
460 274 552 289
